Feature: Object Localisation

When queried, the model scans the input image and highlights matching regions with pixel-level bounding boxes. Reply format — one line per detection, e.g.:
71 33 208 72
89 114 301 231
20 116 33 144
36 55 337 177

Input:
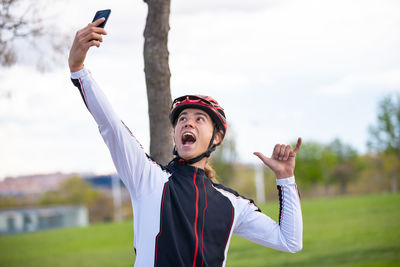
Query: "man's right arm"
68 20 169 199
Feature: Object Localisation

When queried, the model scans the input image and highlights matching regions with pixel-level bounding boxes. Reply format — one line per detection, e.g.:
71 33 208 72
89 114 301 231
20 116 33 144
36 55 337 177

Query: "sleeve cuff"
71 67 90 79
276 176 295 185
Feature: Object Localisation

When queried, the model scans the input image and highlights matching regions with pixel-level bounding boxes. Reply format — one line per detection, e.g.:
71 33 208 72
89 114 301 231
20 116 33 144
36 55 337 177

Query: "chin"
176 147 198 161
178 152 195 160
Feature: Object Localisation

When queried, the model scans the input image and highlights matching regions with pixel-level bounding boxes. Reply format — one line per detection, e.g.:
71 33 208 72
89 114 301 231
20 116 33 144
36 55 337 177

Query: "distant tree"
358 153 398 194
0 196 17 209
293 139 364 195
88 193 115 223
294 141 327 186
0 194 42 209
60 176 99 205
39 176 97 206
368 93 400 192
1 0 70 100
0 0 68 69
38 190 64 205
327 138 361 194
210 128 238 184
40 175 114 223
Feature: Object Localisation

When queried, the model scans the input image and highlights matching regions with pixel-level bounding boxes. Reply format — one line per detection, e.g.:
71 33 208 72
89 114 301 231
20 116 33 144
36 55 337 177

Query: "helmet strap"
173 127 217 165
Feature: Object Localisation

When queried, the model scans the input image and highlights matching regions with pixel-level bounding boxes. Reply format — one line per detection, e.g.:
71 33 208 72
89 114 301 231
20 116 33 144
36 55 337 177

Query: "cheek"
173 127 179 143
201 126 214 143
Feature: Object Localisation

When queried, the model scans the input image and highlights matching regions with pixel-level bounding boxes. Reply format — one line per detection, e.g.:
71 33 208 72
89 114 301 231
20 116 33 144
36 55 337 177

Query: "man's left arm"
236 137 303 252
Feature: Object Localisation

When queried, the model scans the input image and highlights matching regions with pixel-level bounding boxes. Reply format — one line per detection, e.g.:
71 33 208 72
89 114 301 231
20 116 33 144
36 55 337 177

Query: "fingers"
271 138 302 161
273 144 291 160
293 137 302 153
78 19 108 40
283 145 292 160
80 26 107 41
82 31 104 45
277 145 284 160
75 24 107 49
89 25 107 36
68 21 108 72
272 144 280 160
88 18 108 36
91 17 107 28
257 138 302 165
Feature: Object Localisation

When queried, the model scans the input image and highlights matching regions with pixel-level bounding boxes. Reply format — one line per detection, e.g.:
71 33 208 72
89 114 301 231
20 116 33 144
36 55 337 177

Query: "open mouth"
181 131 196 145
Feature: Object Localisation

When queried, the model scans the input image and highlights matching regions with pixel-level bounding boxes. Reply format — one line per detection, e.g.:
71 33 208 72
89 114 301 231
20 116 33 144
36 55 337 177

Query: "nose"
183 117 194 128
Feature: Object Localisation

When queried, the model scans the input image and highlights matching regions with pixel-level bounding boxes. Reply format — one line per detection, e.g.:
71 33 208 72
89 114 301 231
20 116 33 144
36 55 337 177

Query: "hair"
204 163 218 184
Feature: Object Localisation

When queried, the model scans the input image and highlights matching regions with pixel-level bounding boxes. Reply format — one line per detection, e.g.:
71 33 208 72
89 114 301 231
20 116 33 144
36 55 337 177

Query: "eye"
197 117 205 122
179 116 186 122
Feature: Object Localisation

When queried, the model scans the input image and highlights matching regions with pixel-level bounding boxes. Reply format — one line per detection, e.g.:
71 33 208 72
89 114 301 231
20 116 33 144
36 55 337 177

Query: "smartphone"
92 9 111 28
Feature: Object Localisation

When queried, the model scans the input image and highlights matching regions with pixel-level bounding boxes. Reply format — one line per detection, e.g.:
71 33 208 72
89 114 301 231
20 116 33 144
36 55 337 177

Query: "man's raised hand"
68 18 108 72
254 137 302 179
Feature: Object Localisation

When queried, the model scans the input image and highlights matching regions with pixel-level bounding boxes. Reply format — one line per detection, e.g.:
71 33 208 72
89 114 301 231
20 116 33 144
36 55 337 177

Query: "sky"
0 0 399 179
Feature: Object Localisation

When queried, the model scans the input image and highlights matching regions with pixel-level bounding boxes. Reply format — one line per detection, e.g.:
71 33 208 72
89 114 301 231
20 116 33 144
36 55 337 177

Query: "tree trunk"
391 175 398 193
338 178 347 195
143 0 174 165
395 154 400 193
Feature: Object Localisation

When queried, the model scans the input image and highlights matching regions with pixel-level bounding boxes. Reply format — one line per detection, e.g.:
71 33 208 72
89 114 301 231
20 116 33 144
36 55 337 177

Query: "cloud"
0 65 144 178
2 0 400 177
317 69 400 96
171 0 279 15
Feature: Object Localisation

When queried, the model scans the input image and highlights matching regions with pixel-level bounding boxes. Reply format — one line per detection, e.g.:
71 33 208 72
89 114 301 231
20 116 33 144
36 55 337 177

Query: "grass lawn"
1 193 399 266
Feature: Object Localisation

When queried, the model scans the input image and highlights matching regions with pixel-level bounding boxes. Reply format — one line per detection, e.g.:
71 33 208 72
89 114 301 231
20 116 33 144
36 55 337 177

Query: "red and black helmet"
170 95 227 139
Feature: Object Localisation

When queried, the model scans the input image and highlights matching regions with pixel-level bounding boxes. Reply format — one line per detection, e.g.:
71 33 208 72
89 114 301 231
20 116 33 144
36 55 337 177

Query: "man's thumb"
253 152 272 167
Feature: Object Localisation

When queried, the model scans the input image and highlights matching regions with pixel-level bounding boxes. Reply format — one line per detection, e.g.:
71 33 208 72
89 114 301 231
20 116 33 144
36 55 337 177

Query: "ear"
212 131 223 146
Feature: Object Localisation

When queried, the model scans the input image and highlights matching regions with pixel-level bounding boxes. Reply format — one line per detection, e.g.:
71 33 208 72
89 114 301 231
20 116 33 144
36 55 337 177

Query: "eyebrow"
179 111 208 117
195 112 207 117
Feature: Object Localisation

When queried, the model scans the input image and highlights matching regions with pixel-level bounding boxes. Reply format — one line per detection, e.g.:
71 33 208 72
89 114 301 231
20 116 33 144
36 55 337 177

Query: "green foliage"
326 139 361 194
294 141 329 186
368 93 400 192
0 195 38 210
328 138 358 162
352 154 398 194
88 193 115 223
39 175 114 223
39 176 99 206
1 194 399 266
210 126 238 184
368 93 400 156
231 164 257 200
294 139 361 194
0 196 17 209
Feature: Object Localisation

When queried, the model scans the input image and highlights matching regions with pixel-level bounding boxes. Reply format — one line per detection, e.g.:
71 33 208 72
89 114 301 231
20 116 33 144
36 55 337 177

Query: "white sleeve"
233 177 303 253
70 67 169 199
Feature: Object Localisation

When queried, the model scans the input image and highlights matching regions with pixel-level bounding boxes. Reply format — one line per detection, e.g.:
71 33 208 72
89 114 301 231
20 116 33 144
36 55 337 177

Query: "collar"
165 157 206 178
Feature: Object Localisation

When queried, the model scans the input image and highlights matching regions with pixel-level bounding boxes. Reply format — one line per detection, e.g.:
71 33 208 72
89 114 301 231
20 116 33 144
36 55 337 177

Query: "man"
69 18 302 266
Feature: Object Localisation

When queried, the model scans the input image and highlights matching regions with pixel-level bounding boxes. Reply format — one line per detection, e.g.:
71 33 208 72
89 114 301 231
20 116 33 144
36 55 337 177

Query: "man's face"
174 108 220 161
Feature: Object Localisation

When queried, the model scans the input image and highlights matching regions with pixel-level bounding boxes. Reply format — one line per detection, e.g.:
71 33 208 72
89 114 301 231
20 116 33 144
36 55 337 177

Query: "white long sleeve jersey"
71 68 303 267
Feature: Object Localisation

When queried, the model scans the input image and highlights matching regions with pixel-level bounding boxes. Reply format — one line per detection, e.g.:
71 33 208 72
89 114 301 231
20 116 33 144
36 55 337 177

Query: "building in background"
0 205 88 235
0 173 132 224
0 173 74 197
